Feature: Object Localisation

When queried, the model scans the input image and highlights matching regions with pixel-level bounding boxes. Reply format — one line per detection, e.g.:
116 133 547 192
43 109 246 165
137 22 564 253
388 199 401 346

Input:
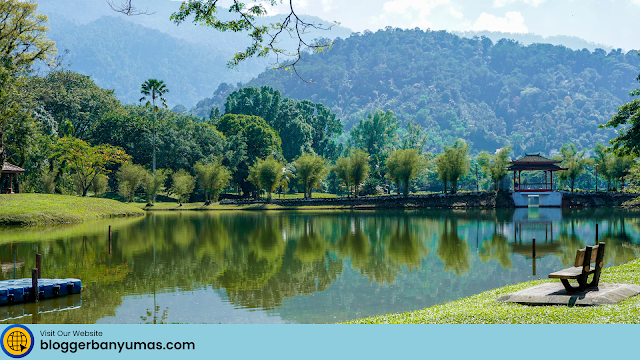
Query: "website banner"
1 324 637 360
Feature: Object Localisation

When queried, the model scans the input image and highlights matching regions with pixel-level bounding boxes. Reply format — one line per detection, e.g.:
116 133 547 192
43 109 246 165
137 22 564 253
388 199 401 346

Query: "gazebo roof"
1 162 25 174
507 154 566 171
510 154 561 165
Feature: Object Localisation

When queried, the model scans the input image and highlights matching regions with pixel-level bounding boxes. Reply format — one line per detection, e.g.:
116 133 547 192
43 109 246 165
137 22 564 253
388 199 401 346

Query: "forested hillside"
39 0 352 107
193 28 639 155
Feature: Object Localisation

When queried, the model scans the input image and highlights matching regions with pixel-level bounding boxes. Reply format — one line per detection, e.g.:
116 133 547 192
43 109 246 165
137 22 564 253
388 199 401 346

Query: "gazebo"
1 162 25 194
507 154 566 192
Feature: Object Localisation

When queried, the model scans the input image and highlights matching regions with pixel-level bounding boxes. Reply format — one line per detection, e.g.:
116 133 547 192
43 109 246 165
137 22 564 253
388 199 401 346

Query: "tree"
142 169 169 204
195 159 232 203
117 163 146 202
171 169 195 205
387 148 427 197
217 113 282 196
435 139 469 194
91 174 108 197
477 147 511 191
168 1 334 77
248 156 284 201
349 149 370 197
554 143 591 192
334 157 352 196
0 0 56 164
293 153 327 199
34 71 121 139
140 79 169 177
601 55 640 156
53 137 129 196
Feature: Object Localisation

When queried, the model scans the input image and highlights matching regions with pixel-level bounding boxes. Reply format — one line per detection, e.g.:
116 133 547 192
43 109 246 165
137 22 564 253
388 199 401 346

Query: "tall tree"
435 139 469 194
0 0 56 164
387 148 427 197
140 79 169 176
601 56 640 156
477 147 511 191
554 143 591 192
195 159 232 203
293 153 327 199
248 156 284 201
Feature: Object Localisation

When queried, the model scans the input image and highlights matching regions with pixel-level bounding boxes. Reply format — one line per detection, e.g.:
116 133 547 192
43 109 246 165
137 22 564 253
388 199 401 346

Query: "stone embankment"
222 191 517 209
563 192 639 208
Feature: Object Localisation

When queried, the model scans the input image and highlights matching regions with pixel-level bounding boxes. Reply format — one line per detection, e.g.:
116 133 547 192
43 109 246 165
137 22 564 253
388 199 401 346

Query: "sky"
187 0 640 51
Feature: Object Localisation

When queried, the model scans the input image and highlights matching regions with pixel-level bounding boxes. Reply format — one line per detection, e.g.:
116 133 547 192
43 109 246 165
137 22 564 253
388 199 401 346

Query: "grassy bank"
346 258 640 324
0 194 145 226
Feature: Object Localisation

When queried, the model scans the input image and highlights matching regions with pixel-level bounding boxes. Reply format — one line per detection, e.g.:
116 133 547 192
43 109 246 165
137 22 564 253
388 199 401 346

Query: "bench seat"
548 266 595 279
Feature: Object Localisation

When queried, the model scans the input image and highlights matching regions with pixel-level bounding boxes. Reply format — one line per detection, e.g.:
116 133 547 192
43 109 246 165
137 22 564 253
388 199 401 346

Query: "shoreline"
344 258 640 324
138 191 640 211
0 194 145 226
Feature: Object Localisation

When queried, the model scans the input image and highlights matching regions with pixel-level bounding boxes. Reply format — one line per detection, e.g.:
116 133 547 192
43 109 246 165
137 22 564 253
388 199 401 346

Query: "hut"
1 162 25 194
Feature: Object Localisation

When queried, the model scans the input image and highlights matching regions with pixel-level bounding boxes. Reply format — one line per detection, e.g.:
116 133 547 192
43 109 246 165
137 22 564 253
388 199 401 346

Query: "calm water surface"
0 208 639 324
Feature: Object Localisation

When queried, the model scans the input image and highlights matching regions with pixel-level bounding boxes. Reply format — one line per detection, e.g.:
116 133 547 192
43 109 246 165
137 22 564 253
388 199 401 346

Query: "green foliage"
142 169 168 203
335 149 370 197
351 109 399 158
554 143 592 192
217 113 282 195
225 86 342 161
293 153 327 199
90 174 108 197
171 169 195 205
194 159 231 203
33 71 121 139
386 148 427 197
53 137 129 196
117 163 146 202
435 139 470 193
248 156 284 201
478 147 511 190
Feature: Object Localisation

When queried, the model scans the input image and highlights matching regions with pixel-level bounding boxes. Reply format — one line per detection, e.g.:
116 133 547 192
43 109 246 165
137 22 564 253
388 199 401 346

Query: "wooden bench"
548 242 605 292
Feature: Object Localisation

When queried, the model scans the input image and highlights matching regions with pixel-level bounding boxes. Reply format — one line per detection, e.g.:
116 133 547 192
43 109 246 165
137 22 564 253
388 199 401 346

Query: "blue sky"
197 0 640 50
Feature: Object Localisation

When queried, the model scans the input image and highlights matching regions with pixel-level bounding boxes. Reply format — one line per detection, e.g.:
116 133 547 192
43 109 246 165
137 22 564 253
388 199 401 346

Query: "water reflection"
0 208 639 324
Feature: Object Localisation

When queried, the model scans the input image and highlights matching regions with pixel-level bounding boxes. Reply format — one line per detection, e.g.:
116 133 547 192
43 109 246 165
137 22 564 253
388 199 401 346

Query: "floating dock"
0 278 81 306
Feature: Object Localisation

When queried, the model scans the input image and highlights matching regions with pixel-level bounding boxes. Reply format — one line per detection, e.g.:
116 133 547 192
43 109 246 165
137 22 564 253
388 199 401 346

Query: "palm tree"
139 79 169 176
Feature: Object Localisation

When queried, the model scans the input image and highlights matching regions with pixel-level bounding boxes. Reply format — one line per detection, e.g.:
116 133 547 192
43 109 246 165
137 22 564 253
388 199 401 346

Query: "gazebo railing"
515 183 552 191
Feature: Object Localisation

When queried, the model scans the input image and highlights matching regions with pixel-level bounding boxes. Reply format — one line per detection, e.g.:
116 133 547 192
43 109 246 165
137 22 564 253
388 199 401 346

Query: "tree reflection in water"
0 209 639 323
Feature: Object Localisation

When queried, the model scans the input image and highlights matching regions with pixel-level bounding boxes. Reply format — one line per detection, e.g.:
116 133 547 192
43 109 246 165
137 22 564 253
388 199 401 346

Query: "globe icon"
6 330 28 352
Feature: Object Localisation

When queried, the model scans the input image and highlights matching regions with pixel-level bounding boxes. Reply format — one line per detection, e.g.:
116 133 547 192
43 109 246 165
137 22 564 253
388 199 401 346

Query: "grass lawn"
0 194 145 226
346 258 640 324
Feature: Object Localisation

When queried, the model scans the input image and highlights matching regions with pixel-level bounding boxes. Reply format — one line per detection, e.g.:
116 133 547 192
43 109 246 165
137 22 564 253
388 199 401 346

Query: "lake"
0 208 638 324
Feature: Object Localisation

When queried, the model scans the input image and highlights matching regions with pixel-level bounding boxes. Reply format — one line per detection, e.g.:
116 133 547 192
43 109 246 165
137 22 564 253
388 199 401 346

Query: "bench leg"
560 277 588 293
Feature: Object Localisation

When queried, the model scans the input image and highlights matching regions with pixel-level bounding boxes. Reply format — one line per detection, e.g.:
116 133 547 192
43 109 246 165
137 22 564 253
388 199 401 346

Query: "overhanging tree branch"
106 0 155 16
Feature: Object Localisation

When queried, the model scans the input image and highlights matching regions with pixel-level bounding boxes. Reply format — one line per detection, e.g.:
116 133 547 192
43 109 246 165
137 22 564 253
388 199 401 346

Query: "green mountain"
223 29 638 155
38 0 353 107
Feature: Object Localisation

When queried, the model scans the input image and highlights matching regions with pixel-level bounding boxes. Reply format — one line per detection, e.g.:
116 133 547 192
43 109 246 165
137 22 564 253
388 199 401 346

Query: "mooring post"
36 254 41 279
31 268 38 303
13 250 16 279
532 237 536 258
109 225 112 255
595 223 599 244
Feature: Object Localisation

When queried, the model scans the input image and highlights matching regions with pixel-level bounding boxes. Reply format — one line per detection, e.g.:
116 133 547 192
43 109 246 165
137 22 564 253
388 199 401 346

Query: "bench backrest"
573 243 605 267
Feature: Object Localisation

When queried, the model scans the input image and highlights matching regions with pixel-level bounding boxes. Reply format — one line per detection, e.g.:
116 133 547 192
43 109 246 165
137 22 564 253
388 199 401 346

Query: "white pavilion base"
512 191 562 207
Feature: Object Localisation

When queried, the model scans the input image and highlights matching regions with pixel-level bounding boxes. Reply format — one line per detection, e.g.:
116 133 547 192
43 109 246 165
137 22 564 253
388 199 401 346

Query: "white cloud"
379 0 449 28
321 0 335 12
494 0 545 7
449 6 463 19
471 11 528 33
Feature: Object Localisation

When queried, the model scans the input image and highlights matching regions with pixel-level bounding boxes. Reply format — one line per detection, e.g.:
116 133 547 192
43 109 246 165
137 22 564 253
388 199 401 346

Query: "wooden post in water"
595 223 599 244
109 225 112 255
36 254 41 279
13 250 16 279
532 237 536 258
31 268 38 303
